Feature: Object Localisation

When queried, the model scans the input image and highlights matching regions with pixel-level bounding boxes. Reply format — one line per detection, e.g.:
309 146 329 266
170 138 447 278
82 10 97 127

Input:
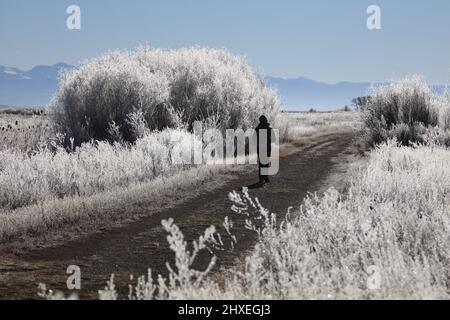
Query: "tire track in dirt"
0 131 357 299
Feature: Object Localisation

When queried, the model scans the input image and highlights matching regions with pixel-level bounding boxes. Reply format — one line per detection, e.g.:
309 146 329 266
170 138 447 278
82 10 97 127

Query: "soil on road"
0 131 359 299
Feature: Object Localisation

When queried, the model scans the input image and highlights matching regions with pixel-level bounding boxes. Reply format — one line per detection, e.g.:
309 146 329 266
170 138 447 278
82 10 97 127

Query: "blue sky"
1 0 450 83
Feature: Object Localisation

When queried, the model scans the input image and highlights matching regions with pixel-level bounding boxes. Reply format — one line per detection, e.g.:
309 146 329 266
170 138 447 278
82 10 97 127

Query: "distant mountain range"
0 63 446 111
0 63 73 107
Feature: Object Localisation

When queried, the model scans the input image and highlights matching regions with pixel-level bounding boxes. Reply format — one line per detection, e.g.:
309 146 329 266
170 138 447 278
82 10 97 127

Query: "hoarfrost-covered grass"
0 128 197 211
62 140 447 300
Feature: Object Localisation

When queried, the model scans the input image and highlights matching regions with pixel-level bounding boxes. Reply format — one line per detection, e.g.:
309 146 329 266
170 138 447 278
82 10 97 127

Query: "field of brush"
0 46 448 300
3 101 449 300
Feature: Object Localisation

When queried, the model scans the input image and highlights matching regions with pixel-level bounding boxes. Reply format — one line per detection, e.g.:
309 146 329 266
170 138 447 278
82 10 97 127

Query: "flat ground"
0 130 360 299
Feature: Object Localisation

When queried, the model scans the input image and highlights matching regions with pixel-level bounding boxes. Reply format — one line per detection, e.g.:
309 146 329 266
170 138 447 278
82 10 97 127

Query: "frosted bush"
364 75 440 146
50 46 281 146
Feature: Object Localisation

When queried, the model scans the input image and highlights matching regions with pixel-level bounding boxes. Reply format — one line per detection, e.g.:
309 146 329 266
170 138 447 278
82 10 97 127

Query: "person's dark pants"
258 162 270 183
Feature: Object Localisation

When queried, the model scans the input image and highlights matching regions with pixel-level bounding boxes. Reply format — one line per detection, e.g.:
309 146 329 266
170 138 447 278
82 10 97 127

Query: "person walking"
255 115 272 185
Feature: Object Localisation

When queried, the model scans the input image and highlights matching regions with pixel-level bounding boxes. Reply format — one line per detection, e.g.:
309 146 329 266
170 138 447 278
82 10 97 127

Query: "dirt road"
0 131 357 299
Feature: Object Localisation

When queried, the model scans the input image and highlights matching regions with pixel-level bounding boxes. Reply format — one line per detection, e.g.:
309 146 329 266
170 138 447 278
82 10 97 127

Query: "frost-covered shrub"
363 75 439 146
50 46 281 146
